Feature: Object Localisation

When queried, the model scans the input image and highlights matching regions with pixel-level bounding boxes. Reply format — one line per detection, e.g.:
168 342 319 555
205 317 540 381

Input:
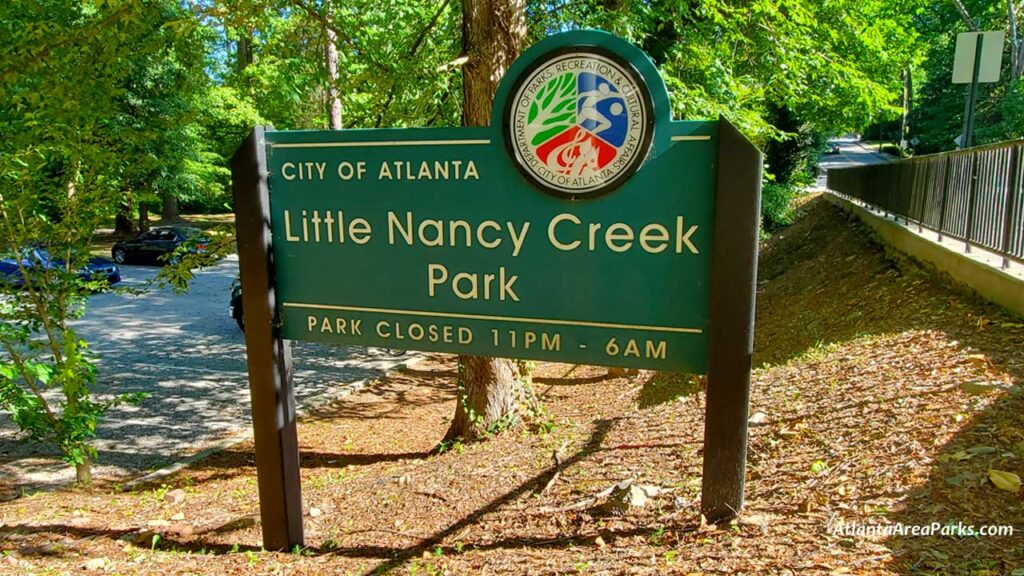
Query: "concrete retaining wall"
824 192 1024 318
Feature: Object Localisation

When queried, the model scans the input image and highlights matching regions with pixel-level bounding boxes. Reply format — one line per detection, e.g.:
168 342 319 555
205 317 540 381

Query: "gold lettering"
507 221 530 257
548 213 581 251
349 218 372 244
418 219 444 247
284 210 300 242
676 216 699 254
388 211 414 245
453 272 478 299
449 220 472 247
427 263 448 296
477 221 501 249
639 223 669 253
604 223 634 253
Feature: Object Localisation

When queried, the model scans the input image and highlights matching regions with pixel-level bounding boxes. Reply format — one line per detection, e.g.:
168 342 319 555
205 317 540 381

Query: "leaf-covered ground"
1 194 1022 575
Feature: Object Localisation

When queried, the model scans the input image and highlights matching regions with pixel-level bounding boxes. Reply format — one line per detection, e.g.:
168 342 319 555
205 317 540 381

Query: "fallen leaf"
945 473 970 487
937 450 971 463
959 381 1003 395
988 469 1022 494
83 557 108 571
965 353 989 367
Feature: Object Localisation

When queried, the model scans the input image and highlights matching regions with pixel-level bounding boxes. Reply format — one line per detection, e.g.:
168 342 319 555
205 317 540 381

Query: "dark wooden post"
231 126 305 550
701 117 762 522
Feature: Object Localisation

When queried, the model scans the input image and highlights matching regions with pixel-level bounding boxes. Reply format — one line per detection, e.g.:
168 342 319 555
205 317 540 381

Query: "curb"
124 351 423 489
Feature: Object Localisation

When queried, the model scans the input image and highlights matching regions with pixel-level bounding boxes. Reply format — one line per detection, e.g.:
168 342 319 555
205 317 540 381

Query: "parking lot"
0 256 414 492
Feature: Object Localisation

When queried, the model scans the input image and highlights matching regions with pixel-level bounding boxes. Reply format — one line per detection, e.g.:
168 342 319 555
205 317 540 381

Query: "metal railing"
827 140 1024 268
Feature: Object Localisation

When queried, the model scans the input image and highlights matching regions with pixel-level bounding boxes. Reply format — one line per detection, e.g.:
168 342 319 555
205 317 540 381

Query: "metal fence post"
937 155 953 242
1000 146 1021 268
964 153 979 253
917 161 925 232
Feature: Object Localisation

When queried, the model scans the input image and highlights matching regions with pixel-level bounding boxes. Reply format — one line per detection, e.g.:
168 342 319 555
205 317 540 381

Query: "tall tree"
0 0 203 482
325 19 342 129
445 0 537 441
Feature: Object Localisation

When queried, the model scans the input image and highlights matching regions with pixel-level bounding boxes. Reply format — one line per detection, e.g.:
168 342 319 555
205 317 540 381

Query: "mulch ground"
1 194 1022 575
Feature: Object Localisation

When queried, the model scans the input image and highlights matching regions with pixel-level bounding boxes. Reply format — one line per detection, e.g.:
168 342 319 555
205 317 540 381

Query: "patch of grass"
146 483 170 504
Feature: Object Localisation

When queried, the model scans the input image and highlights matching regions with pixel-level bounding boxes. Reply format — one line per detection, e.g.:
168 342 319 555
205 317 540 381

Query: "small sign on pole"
232 30 762 550
953 31 1005 149
952 31 1005 84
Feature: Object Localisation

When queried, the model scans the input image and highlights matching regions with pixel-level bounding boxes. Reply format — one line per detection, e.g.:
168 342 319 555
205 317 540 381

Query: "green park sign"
265 41 715 372
232 30 761 550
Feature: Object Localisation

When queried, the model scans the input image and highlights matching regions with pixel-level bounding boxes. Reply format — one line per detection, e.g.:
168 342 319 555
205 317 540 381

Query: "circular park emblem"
506 48 654 198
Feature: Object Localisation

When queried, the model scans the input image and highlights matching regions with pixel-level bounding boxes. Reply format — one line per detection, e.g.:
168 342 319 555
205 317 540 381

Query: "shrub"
761 182 798 232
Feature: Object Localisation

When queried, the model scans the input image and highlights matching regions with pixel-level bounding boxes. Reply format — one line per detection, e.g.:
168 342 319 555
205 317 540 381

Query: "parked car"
825 141 841 154
0 246 121 287
111 226 208 265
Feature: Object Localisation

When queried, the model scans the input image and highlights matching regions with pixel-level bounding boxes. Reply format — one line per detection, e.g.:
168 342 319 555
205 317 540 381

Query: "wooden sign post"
231 30 761 550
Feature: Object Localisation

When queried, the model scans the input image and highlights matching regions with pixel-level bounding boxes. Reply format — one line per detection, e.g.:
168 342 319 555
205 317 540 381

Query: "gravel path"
0 256 416 494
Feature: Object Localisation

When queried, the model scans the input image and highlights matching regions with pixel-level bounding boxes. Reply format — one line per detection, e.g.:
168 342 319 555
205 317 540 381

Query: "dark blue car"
111 226 208 265
0 247 121 288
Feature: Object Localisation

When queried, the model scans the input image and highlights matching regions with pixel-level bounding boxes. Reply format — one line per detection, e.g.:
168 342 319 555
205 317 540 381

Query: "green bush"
761 182 798 232
879 143 906 158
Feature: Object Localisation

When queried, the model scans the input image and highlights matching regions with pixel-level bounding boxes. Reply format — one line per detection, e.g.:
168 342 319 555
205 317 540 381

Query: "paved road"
0 256 416 492
816 139 892 188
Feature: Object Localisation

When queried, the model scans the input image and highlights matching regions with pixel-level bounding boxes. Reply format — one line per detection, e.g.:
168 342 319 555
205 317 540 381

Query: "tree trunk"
325 17 342 129
75 460 91 484
237 30 252 73
138 202 150 233
114 201 136 237
445 0 530 442
459 0 525 126
1010 0 1023 80
161 192 178 221
900 67 909 147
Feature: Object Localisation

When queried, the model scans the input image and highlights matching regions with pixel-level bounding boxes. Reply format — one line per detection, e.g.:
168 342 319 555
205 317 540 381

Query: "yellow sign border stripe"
283 302 703 334
270 139 492 149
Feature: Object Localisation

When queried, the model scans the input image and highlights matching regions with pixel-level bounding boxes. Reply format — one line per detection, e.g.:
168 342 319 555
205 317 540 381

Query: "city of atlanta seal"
506 48 653 198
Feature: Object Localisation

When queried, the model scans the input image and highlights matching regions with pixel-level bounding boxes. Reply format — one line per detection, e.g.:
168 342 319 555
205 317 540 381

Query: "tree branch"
375 0 453 128
2 4 134 80
951 0 978 30
409 0 452 56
